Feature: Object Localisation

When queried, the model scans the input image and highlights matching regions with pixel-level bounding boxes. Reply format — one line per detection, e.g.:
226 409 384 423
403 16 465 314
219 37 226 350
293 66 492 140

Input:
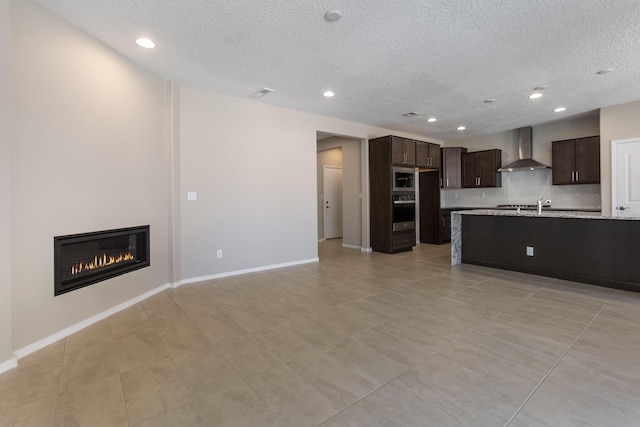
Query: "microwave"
392 167 415 191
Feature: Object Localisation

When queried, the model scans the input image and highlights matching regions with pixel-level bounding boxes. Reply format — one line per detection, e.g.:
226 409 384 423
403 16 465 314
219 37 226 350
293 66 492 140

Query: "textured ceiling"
35 0 640 141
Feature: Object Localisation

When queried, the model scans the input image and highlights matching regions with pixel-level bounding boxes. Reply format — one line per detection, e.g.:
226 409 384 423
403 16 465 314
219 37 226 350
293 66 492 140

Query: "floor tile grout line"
313 304 492 427
309 355 420 427
137 293 205 426
49 337 68 427
106 316 132 427
502 291 616 427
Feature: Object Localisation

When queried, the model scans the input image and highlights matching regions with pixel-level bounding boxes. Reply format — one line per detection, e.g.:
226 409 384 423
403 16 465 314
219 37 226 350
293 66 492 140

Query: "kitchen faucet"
537 197 551 215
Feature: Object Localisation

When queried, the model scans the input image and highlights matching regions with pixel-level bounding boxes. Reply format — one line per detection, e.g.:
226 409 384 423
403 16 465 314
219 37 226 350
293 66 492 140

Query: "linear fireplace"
54 225 150 296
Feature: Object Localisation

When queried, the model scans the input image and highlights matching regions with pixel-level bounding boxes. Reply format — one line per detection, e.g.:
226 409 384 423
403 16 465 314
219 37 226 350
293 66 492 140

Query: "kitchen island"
451 210 640 291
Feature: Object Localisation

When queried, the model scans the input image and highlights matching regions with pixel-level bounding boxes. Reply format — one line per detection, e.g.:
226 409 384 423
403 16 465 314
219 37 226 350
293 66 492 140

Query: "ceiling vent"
402 112 420 118
498 127 551 172
250 87 274 98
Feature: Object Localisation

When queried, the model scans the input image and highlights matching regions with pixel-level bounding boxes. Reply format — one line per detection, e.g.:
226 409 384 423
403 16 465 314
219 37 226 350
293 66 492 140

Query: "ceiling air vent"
402 112 420 118
250 87 274 99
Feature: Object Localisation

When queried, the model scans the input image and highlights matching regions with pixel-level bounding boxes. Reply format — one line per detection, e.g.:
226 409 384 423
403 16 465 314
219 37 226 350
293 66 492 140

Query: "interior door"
613 138 640 218
323 166 343 239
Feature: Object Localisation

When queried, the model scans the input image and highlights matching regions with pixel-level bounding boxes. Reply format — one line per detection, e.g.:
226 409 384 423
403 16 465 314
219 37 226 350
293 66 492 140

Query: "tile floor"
1 240 640 426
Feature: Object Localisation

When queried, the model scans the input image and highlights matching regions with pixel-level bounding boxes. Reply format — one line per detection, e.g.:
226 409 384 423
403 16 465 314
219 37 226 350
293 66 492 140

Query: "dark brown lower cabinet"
461 215 640 292
392 230 416 250
419 171 441 244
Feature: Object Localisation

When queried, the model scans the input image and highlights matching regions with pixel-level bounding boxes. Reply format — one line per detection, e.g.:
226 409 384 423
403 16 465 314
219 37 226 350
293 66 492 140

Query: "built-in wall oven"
392 194 416 231
392 167 415 192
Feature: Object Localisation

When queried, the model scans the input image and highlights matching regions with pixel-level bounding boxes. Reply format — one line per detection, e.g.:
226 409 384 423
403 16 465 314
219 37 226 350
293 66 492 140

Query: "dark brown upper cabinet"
462 149 502 188
441 147 467 189
552 136 600 185
416 141 441 169
391 136 416 166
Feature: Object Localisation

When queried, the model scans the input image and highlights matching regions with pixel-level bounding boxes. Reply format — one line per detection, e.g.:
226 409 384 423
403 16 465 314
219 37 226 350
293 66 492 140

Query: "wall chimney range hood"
498 127 551 172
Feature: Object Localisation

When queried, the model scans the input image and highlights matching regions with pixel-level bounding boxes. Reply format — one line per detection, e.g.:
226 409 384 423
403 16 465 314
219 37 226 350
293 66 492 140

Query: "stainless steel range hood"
498 127 551 172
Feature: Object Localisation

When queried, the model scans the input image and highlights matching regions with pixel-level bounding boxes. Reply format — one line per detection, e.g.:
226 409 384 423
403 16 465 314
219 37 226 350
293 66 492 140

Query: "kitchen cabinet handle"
446 178 449 187
571 171 575 182
576 171 579 181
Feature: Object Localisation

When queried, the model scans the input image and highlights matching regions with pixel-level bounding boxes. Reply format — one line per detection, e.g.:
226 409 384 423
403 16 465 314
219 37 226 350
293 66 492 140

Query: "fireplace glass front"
54 225 150 296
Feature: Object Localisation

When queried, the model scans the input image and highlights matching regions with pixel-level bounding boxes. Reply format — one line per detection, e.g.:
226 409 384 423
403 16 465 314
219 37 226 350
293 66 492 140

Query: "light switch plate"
526 246 534 256
187 192 197 201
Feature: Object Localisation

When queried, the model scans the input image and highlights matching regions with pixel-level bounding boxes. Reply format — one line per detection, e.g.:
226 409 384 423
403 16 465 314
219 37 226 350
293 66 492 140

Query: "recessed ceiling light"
136 38 155 49
323 91 335 98
325 10 343 22
528 93 543 99
484 99 495 103
427 117 437 122
249 87 274 98
597 68 614 75
402 112 420 118
457 126 466 131
554 107 567 112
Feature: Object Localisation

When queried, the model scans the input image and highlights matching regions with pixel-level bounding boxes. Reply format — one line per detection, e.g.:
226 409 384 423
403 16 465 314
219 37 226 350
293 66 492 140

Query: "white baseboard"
341 243 361 250
0 356 18 374
178 257 319 286
13 282 172 361
317 238 326 242
361 247 373 252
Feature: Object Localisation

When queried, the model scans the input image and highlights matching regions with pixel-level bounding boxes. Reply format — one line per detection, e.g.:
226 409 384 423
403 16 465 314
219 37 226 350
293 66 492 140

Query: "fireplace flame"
71 252 135 275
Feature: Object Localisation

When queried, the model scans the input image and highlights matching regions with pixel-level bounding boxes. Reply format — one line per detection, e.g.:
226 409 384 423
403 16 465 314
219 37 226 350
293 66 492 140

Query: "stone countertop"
452 209 639 220
441 206 602 213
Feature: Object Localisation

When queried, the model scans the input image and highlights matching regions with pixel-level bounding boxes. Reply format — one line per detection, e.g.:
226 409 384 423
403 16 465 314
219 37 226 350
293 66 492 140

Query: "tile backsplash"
441 169 601 209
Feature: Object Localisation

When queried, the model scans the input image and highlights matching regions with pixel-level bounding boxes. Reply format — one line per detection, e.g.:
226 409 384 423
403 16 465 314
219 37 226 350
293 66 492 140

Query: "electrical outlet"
526 246 534 257
216 250 222 258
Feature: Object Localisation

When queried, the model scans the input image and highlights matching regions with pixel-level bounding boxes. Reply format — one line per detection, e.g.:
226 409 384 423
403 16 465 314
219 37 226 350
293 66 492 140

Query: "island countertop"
451 209 639 221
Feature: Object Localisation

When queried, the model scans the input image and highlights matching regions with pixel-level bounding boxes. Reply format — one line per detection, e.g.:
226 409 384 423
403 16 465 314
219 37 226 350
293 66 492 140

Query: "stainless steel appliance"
392 194 416 231
392 167 415 192
498 127 551 172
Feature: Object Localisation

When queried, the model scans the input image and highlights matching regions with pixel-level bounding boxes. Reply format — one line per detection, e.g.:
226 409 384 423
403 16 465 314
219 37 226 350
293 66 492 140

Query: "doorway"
323 166 343 239
316 134 367 249
612 137 640 217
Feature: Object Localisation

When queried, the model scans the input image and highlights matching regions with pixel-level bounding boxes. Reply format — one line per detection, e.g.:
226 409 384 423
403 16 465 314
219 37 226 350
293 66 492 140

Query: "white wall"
10 0 170 349
317 136 364 248
0 0 12 366
442 114 601 208
176 85 435 281
177 87 321 279
600 100 640 215
316 147 342 240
